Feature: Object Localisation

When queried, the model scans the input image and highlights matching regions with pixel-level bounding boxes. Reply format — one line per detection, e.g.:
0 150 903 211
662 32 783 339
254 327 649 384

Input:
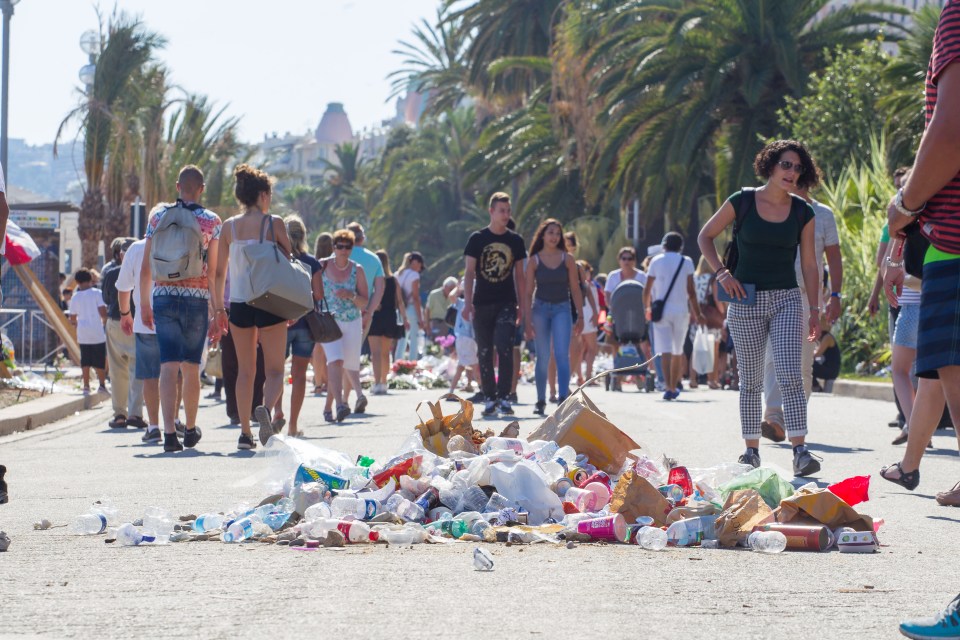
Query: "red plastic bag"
827 475 870 507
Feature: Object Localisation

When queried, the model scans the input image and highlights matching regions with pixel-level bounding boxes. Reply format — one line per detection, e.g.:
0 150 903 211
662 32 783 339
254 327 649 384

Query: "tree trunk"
78 188 106 268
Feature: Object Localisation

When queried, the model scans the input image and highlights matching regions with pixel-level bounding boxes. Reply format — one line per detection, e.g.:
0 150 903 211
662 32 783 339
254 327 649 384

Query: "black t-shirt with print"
464 227 527 306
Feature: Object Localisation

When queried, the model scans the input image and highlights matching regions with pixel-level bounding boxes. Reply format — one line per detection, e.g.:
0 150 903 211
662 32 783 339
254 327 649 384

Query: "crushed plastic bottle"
747 531 787 554
222 517 258 543
331 496 381 520
458 486 489 513
426 518 469 539
116 523 158 546
638 526 668 551
473 547 494 571
665 515 717 547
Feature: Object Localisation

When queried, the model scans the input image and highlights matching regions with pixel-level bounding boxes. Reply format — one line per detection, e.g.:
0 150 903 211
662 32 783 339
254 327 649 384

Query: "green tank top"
728 191 815 291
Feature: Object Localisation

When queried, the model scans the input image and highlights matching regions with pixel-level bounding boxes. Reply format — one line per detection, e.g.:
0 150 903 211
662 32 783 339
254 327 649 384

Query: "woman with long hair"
394 251 425 361
577 260 602 384
320 229 369 422
270 215 323 438
697 140 822 477
310 232 334 395
523 218 584 415
368 249 407 394
212 164 292 450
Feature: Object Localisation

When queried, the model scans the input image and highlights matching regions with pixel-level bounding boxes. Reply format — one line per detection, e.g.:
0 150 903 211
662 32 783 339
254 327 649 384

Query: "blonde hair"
284 214 308 256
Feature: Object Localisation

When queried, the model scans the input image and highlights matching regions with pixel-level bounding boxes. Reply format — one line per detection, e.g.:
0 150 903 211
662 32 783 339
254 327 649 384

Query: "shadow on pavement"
808 444 873 454
927 515 960 523
133 450 228 459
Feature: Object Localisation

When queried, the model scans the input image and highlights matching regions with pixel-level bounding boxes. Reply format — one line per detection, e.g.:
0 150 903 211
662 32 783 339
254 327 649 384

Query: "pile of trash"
63 391 882 556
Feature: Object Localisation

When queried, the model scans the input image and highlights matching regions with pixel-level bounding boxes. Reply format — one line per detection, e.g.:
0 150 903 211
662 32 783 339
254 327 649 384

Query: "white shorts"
456 336 478 367
651 313 689 355
324 317 363 370
581 303 597 334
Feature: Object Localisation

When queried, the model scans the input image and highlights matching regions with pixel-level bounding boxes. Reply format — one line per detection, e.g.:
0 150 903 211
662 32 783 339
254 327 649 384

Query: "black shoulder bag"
650 257 685 322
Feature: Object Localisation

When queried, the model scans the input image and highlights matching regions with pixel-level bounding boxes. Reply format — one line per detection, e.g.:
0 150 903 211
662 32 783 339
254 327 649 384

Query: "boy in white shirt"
68 269 108 394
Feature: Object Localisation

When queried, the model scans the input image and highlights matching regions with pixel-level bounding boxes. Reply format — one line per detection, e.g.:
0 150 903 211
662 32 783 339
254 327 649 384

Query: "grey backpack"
149 200 205 281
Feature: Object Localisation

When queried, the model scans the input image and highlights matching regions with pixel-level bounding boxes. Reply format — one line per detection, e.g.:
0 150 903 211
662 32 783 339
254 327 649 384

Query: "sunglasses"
619 255 636 262
334 243 352 250
777 160 804 175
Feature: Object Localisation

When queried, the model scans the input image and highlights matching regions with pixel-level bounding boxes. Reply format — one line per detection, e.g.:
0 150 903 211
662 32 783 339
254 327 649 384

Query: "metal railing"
0 307 26 362
28 310 68 366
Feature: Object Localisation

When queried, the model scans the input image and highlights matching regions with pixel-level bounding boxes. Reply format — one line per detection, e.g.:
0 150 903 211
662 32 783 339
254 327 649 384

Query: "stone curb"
0 391 108 438
829 379 895 402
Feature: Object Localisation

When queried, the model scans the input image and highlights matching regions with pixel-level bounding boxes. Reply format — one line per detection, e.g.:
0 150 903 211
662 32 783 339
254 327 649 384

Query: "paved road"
1 380 958 639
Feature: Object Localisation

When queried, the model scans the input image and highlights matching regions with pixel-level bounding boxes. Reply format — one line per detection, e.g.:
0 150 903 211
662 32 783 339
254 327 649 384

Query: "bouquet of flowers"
392 359 419 375
435 334 456 350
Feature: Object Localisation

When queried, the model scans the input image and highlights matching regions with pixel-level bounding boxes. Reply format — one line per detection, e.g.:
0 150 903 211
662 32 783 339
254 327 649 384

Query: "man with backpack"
139 165 222 453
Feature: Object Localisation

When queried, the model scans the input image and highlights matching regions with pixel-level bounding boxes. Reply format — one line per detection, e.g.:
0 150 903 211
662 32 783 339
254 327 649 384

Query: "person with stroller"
697 139 823 477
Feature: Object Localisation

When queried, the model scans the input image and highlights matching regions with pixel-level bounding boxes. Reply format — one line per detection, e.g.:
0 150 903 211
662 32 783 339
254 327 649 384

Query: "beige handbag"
205 344 223 379
239 216 314 320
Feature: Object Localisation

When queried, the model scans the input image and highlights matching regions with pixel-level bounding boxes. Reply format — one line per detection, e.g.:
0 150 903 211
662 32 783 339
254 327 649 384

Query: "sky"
3 0 443 146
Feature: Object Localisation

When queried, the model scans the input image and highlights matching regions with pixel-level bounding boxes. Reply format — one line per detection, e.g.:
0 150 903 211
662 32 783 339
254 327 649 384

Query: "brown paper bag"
714 489 775 547
527 390 641 474
414 393 474 456
778 488 874 531
608 471 672 526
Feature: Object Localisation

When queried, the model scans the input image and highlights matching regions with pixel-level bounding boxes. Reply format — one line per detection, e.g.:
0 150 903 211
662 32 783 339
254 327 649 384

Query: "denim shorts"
893 303 919 349
153 294 209 365
286 326 314 359
135 333 161 380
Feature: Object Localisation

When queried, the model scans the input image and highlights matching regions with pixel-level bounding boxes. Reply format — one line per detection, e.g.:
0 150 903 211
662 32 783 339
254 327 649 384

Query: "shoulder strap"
734 188 755 233
662 254 685 301
258 214 272 243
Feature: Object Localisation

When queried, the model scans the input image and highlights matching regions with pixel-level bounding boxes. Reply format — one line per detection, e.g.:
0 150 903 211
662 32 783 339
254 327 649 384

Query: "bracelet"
886 257 904 268
215 308 227 314
809 306 819 312
830 292 842 299
715 265 729 276
717 271 732 281
120 310 131 317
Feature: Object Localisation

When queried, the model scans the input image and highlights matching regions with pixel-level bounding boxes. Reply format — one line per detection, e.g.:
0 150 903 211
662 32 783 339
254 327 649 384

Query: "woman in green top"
697 140 823 477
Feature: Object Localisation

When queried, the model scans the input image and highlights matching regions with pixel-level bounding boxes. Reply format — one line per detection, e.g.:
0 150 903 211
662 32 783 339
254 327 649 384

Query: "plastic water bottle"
335 519 380 543
458 486 489 513
387 495 425 522
484 492 515 513
375 526 420 545
638 526 668 550
535 441 560 463
473 547 494 571
193 514 224 533
72 513 108 535
747 531 787 554
665 515 717 547
222 517 257 543
480 437 526 455
331 496 380 520
116 523 157 546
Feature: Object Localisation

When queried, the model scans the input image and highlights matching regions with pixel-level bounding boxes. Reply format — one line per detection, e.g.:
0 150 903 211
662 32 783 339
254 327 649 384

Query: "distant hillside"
5 138 84 203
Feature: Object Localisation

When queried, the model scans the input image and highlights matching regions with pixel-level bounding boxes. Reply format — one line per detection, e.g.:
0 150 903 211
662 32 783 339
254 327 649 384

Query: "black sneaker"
126 416 147 429
163 433 183 453
534 400 546 416
507 392 518 404
482 400 498 416
237 433 256 450
336 404 350 423
254 405 273 446
175 420 185 438
468 392 485 403
141 427 161 443
108 414 127 429
0 465 8 504
793 448 822 477
738 450 761 468
499 399 514 415
183 426 202 448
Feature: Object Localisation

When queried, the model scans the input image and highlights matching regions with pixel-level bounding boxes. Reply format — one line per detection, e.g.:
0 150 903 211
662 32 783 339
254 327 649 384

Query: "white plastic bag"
691 328 714 374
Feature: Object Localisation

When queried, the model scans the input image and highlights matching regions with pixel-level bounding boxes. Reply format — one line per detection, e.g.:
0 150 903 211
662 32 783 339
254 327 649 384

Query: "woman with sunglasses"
697 140 822 477
602 247 647 362
320 229 369 423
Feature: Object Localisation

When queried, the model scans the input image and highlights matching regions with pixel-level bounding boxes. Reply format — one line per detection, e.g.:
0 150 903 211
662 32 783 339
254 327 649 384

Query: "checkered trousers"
727 288 807 441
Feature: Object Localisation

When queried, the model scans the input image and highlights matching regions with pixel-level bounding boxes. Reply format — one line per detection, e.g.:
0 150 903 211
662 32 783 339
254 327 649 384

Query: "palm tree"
881 4 941 166
584 0 904 228
319 142 368 226
388 9 471 119
443 0 561 102
55 12 165 264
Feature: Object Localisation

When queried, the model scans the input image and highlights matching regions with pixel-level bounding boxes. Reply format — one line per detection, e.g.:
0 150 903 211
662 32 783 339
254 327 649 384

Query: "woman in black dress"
368 249 407 395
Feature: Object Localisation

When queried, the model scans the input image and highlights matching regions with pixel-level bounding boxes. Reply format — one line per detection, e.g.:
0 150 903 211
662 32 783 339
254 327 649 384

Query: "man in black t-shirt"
463 192 527 416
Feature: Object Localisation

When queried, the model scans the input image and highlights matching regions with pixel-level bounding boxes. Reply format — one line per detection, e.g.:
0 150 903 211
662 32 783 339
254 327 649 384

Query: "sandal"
880 462 920 491
323 410 334 423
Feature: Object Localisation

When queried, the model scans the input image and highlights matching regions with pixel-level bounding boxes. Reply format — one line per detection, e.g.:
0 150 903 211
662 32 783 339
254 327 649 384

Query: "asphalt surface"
1 377 958 639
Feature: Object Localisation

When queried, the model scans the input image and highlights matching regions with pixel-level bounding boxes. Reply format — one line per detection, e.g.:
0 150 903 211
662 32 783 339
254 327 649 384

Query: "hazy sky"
3 0 442 146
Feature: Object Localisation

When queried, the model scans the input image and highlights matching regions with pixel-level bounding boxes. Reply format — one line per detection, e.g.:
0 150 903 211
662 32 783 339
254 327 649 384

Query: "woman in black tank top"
522 219 584 415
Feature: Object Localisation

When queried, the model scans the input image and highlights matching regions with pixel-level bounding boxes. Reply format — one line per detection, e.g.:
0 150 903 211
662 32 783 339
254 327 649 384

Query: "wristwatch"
895 187 925 217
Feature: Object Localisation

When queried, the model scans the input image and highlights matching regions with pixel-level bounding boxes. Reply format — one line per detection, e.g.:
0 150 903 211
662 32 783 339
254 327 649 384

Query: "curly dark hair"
529 218 567 256
233 163 273 207
753 140 821 190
